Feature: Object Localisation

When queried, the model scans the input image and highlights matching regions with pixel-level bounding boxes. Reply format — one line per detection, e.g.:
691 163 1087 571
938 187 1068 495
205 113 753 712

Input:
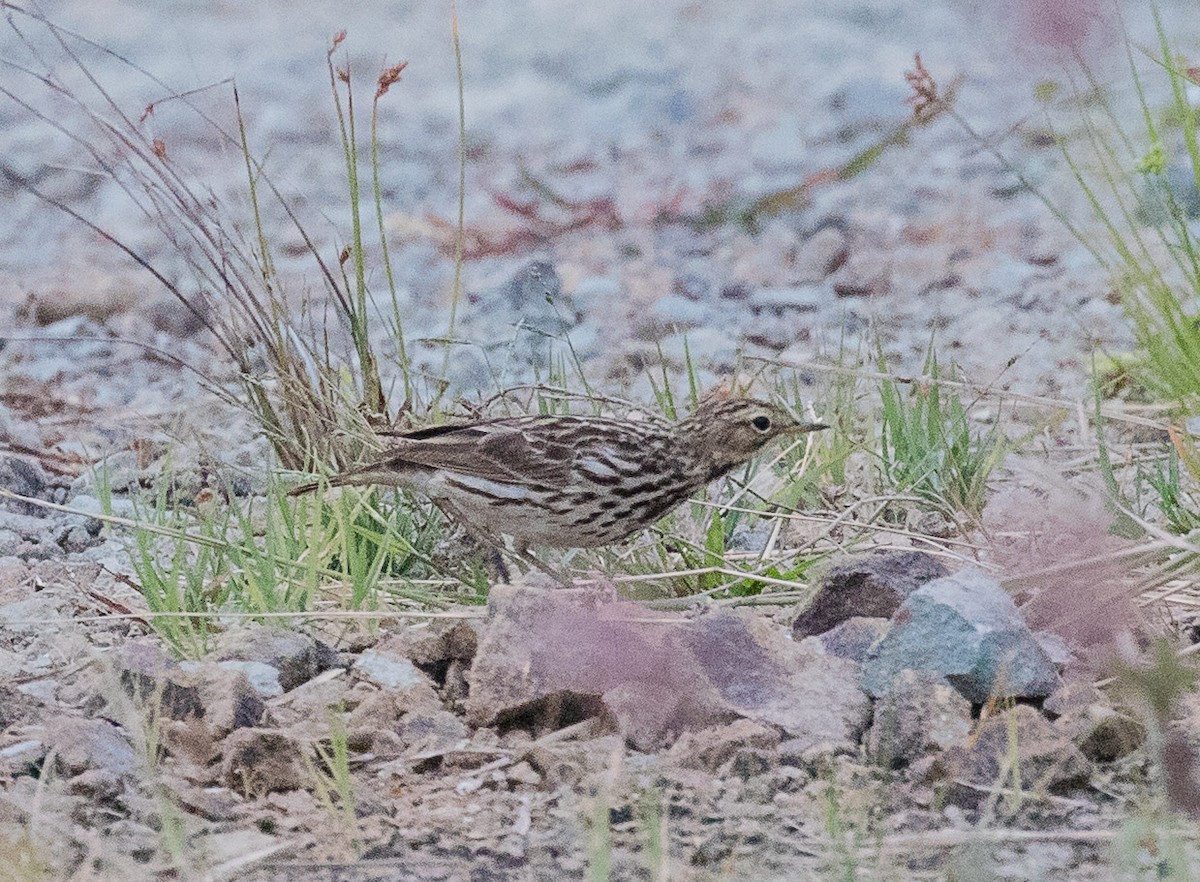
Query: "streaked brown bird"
290 395 827 560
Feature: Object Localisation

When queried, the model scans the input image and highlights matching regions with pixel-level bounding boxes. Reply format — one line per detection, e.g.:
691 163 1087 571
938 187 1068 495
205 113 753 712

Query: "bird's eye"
751 415 771 432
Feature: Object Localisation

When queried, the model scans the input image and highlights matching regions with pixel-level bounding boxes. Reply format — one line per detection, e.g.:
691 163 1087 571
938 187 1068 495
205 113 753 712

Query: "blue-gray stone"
216 660 284 699
861 568 1061 704
353 649 428 692
818 616 890 665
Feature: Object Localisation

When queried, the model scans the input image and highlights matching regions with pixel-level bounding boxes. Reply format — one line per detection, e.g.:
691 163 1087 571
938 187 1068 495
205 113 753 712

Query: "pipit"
291 395 827 572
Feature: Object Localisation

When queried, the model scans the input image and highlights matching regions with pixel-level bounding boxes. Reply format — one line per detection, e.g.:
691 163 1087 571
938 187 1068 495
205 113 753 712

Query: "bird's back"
381 413 699 547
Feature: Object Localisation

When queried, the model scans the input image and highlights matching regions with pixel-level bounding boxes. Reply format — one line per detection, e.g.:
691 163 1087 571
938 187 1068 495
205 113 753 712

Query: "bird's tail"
287 479 324 497
287 464 400 497
287 472 360 497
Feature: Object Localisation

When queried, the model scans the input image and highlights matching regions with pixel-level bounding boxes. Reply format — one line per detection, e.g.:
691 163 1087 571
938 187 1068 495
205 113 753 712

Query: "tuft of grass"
1047 5 1200 412
0 11 421 477
307 705 359 854
100 457 474 657
1137 446 1200 535
876 346 1010 517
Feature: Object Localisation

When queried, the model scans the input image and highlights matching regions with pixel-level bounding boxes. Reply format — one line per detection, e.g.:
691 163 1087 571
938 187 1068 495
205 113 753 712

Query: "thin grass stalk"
371 68 413 405
326 39 386 416
435 1 468 412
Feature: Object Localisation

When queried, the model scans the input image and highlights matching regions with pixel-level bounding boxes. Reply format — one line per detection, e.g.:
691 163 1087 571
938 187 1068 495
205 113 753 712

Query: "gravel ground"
1 0 1178 406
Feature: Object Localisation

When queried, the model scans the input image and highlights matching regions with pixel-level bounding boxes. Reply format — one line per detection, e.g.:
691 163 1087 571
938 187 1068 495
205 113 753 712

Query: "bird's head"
679 395 828 476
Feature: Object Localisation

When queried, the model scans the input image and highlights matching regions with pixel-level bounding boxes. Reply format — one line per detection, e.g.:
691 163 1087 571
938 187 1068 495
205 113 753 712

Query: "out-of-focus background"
0 0 1155 400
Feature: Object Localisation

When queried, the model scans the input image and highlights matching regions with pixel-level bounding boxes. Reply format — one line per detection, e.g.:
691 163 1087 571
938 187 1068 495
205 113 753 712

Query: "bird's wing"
378 419 576 487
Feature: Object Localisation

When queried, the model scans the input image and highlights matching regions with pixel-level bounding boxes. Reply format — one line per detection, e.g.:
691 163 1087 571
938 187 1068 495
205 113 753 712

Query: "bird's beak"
791 419 830 434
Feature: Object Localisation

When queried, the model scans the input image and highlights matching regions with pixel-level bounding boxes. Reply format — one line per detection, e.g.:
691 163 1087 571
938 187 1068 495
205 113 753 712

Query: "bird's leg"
436 500 570 588
513 541 575 589
439 501 512 585
488 548 513 584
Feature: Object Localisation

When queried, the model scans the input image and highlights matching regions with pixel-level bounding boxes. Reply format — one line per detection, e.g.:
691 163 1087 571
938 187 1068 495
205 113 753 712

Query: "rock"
474 259 574 339
866 670 973 768
68 768 124 803
906 509 953 538
0 404 42 451
347 690 404 742
675 611 870 757
266 669 348 733
57 523 97 554
192 664 266 736
347 674 443 749
861 568 1061 703
387 621 479 671
118 640 203 720
1161 725 1200 820
1055 705 1146 763
0 456 48 514
934 705 1091 806
793 226 848 283
1043 681 1103 717
0 684 39 730
650 294 712 328
505 760 542 787
1035 630 1073 667
466 586 870 754
0 510 56 558
669 719 780 773
211 625 337 691
465 585 719 745
400 710 469 755
672 273 713 302
727 523 772 554
817 617 889 664
751 285 831 315
220 728 305 794
1172 689 1200 762
503 259 563 313
353 647 439 702
163 718 221 768
830 250 892 298
216 660 283 698
119 648 264 738
0 738 46 774
1139 164 1200 224
47 716 138 779
793 551 949 639
442 658 471 705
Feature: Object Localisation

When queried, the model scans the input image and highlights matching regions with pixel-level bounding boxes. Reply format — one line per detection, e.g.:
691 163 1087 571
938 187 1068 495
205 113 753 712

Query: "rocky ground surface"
0 542 1177 880
2 0 1199 879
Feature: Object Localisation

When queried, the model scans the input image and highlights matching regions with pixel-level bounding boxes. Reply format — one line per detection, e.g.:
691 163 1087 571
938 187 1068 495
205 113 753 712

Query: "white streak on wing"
580 447 641 478
431 472 531 501
579 458 620 480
